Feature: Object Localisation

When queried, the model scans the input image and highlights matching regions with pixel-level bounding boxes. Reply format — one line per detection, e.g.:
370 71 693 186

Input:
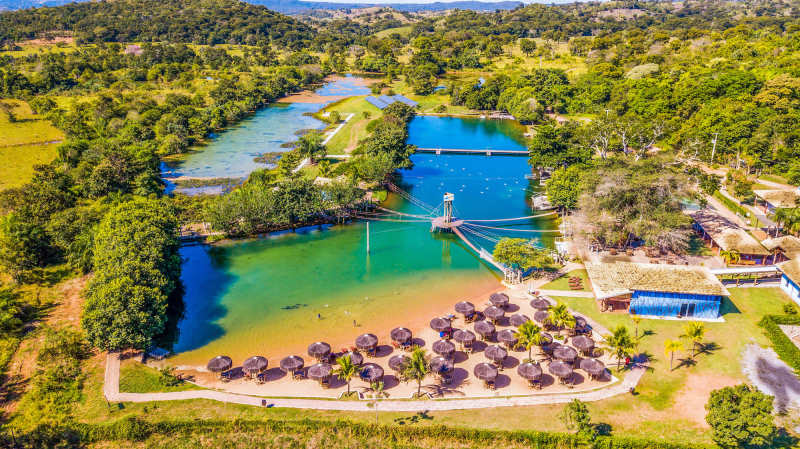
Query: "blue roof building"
365 95 419 110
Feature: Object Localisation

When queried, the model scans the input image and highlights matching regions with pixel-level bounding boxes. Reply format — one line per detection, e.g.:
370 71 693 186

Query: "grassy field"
373 25 413 39
0 143 60 190
118 359 202 394
319 96 382 155
0 100 64 189
539 269 590 291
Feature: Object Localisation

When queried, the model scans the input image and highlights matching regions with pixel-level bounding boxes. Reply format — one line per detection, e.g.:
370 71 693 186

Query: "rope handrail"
464 223 562 233
461 211 557 222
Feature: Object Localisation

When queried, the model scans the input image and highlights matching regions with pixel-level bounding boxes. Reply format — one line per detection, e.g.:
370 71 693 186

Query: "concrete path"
536 289 594 298
322 113 354 145
104 353 645 411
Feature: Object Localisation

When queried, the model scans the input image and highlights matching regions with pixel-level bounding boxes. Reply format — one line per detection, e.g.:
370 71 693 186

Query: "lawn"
0 143 60 190
118 359 202 394
373 25 413 39
539 269 590 291
0 100 64 146
319 96 382 155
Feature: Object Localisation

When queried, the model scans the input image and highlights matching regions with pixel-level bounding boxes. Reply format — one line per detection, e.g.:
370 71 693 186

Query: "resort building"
585 262 729 319
779 259 800 304
689 208 771 264
365 95 419 110
762 235 800 263
754 189 800 213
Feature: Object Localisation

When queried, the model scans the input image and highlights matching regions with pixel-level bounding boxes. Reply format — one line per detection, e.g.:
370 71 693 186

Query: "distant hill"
247 0 524 14
0 0 524 13
0 0 315 46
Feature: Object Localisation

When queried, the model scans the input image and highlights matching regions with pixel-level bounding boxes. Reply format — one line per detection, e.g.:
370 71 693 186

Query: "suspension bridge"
415 147 529 156
353 182 560 276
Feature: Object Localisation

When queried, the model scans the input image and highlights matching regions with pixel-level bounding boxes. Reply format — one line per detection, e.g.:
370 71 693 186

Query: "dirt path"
670 373 739 427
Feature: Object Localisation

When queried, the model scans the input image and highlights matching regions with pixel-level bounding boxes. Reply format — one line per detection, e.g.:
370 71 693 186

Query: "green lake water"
170 93 557 366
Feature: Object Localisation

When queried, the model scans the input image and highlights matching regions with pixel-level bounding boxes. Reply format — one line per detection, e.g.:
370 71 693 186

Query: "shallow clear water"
407 115 527 150
170 97 555 365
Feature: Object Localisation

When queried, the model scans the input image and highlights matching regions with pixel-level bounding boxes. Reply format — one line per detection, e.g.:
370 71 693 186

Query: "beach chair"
487 380 496 390
321 377 330 388
293 370 305 380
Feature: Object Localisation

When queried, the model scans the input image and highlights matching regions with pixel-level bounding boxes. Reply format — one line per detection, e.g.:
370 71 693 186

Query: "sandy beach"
277 75 378 104
162 275 620 401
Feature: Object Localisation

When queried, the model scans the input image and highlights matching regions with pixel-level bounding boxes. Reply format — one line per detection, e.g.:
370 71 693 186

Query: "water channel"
168 78 557 365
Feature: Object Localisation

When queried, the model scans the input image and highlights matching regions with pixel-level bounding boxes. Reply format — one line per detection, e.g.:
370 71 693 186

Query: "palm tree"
334 354 357 395
631 315 642 339
719 249 741 265
664 339 683 371
402 347 430 397
515 321 543 361
681 321 706 359
546 304 576 335
605 325 635 371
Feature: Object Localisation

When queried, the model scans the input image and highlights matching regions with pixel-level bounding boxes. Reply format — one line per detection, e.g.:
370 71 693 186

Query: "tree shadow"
697 342 720 357
392 410 434 425
675 357 697 369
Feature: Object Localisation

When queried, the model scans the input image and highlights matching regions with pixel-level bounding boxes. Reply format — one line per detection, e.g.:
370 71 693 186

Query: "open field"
319 96 382 154
119 359 202 394
0 100 64 189
0 143 60 190
373 25 413 38
539 269 590 292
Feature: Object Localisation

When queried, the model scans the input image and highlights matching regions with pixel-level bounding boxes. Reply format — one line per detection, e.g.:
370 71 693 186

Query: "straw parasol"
473 362 499 382
509 314 530 327
455 301 476 316
548 360 573 379
517 362 543 380
430 317 452 332
280 355 304 373
553 345 578 363
388 354 409 372
474 320 495 339
337 351 363 366
307 362 332 381
575 316 588 329
430 356 454 374
530 298 550 310
489 292 510 308
533 310 549 323
571 335 595 355
207 355 232 373
390 327 412 344
432 339 456 357
360 363 384 383
242 356 268 375
484 306 505 322
497 329 518 348
539 332 554 345
355 333 379 351
579 358 606 378
484 344 508 363
453 329 476 345
308 341 331 360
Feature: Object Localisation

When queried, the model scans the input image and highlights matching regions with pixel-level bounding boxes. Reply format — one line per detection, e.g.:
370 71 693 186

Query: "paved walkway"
322 113 354 145
104 353 645 411
536 289 594 298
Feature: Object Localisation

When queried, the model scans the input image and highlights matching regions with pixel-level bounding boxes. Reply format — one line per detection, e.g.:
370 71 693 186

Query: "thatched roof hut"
388 354 409 372
484 344 507 363
689 208 770 256
585 261 729 300
207 355 232 373
430 317 452 332
453 329 476 345
355 333 379 350
571 335 594 354
455 301 476 315
390 327 412 344
242 356 268 375
509 314 530 327
430 356 454 374
280 355 304 372
473 362 498 381
307 342 331 360
336 351 363 366
432 339 456 357
484 305 505 322
530 298 550 310
754 189 800 209
553 345 578 363
489 293 510 307
497 329 518 348
517 362 542 380
307 362 332 380
533 310 549 323
548 360 573 379
360 363 384 382
765 236 800 260
474 320 495 337
579 358 606 377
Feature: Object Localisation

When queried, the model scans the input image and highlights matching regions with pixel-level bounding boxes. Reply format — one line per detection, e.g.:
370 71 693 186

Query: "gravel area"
742 344 800 412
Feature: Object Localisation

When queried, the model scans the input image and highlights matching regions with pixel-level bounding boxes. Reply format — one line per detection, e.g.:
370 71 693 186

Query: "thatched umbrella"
579 358 606 379
430 317 452 333
484 344 508 364
390 327 412 345
539 332 554 345
355 333 378 351
280 355 305 375
473 362 499 382
575 316 588 329
509 314 530 327
455 301 475 316
307 341 331 360
474 320 495 340
432 339 456 358
517 362 543 380
336 351 364 366
242 356 268 376
430 356 454 375
571 335 595 355
497 329 518 349
388 354 409 372
207 355 233 373
548 360 573 380
530 298 550 310
307 362 332 381
453 329 476 346
360 363 384 383
489 292 510 308
533 310 549 323
553 345 578 363
484 306 505 323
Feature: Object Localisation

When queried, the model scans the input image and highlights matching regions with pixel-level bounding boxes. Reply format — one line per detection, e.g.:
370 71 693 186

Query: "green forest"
1 0 800 447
